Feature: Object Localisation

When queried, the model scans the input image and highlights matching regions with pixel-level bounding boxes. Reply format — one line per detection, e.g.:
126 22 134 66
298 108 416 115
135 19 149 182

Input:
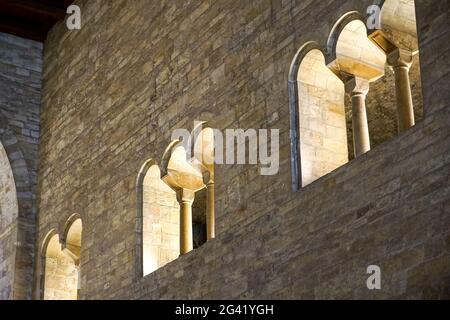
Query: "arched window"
139 162 180 276
289 0 423 190
329 17 387 158
63 217 82 264
329 18 386 80
138 125 216 276
0 141 19 299
42 232 78 300
289 42 348 188
41 216 82 300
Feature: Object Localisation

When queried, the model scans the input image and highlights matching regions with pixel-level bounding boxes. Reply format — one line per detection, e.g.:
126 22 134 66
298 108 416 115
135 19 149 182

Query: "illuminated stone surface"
0 0 448 300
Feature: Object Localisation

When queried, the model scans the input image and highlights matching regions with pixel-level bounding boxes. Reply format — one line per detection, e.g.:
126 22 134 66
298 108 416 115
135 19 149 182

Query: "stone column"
388 48 415 132
346 77 371 157
205 180 215 240
177 188 195 255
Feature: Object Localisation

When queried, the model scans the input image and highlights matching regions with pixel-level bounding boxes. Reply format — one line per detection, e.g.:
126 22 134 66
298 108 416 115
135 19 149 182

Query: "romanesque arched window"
138 124 216 277
41 217 82 300
289 0 423 190
289 42 348 188
138 161 180 276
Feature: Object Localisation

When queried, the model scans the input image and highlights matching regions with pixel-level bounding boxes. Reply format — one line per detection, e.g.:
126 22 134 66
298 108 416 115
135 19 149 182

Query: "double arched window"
137 124 216 277
41 214 82 300
289 0 423 190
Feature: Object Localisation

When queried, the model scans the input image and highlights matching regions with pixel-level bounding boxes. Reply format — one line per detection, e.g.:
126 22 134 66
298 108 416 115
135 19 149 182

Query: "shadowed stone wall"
0 32 42 300
35 0 449 299
415 0 450 115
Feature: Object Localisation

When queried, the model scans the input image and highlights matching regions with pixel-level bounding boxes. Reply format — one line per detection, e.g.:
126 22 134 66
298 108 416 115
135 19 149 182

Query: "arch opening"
292 46 348 187
42 231 80 300
290 1 424 188
0 140 19 299
139 125 216 276
141 164 180 276
63 218 82 265
330 19 386 81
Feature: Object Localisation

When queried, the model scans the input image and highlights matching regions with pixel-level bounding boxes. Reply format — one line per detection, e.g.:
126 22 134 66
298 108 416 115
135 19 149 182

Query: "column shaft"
388 48 415 132
178 189 194 255
351 93 371 156
393 64 415 131
180 200 193 254
346 77 371 157
206 182 215 240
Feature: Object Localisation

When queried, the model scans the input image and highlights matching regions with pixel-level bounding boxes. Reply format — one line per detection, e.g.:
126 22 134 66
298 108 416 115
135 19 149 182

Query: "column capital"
345 77 370 96
176 188 195 204
387 48 414 69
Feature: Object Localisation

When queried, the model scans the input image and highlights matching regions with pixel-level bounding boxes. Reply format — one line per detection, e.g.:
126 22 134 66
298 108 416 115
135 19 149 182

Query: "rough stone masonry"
0 0 448 299
0 32 42 300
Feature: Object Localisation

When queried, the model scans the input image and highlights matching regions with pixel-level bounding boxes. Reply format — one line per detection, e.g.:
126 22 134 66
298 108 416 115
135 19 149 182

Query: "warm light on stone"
42 224 81 301
294 47 348 186
330 19 386 81
141 164 179 276
2 0 445 301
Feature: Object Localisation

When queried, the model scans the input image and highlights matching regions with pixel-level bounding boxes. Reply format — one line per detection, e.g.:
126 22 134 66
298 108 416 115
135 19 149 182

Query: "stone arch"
136 159 155 279
328 17 386 82
161 137 215 254
61 213 82 247
40 227 79 300
289 41 321 191
370 0 419 53
38 228 57 299
327 13 389 159
0 114 36 300
0 113 33 215
324 4 422 158
137 159 180 277
288 42 348 189
61 215 82 266
136 159 155 278
326 11 367 64
0 139 19 300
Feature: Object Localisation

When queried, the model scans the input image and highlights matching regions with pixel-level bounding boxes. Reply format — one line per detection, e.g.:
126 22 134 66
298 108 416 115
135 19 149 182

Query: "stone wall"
35 0 449 299
0 141 19 299
0 32 42 299
129 112 450 299
415 0 450 115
